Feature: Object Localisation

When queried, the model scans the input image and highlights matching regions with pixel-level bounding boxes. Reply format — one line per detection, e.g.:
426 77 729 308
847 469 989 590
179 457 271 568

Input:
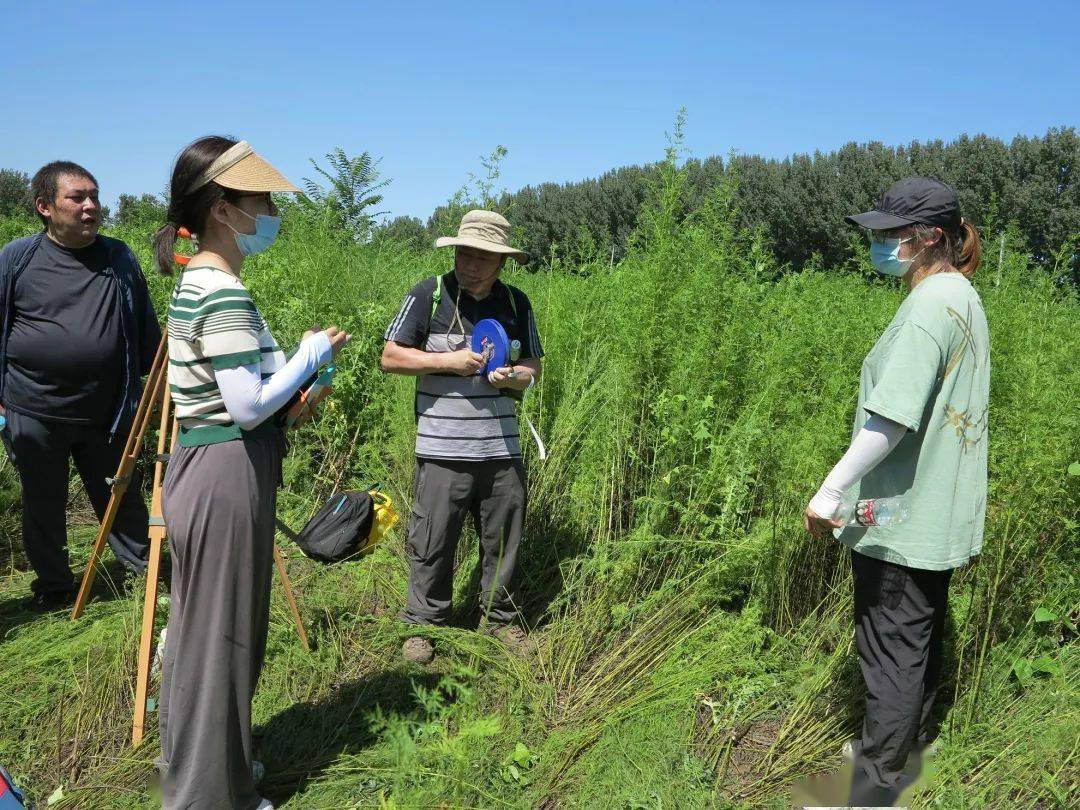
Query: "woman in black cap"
803 177 989 806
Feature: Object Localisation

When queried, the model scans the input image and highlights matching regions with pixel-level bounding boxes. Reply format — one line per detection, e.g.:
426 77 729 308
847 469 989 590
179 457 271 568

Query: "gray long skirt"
158 429 284 810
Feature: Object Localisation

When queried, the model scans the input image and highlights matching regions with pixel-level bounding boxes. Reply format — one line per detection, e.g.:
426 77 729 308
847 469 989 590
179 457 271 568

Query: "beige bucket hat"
187 140 300 194
435 210 529 263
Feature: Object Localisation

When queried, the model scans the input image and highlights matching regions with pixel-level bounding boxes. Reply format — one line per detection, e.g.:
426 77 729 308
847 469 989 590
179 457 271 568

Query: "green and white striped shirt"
167 266 285 447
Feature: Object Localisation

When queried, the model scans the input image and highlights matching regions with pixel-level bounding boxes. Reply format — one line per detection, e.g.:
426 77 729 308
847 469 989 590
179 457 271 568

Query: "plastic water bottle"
836 496 910 527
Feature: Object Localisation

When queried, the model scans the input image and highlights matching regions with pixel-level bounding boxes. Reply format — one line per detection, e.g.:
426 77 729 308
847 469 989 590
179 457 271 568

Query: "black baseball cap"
846 176 962 232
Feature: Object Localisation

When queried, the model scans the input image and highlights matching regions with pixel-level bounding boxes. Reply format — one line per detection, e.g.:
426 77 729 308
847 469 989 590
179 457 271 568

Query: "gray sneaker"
402 636 435 665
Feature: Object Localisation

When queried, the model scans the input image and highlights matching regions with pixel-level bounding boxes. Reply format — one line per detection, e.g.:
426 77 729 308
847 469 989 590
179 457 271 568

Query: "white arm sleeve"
215 332 333 430
808 413 908 519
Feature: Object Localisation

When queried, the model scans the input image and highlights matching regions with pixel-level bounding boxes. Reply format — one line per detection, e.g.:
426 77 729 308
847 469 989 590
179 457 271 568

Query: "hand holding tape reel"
470 318 546 460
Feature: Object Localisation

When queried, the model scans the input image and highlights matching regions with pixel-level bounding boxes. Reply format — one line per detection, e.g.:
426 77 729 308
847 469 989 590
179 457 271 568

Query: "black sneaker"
23 587 79 613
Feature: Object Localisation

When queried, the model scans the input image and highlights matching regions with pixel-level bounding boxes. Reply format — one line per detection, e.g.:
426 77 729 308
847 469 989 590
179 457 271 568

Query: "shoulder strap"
505 283 519 318
429 274 443 324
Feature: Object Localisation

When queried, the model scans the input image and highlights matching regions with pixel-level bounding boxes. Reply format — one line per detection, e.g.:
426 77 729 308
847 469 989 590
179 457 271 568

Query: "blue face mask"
869 236 922 277
228 207 281 256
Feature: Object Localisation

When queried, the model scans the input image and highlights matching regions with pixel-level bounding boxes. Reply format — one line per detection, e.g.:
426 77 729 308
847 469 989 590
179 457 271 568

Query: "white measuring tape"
512 339 547 461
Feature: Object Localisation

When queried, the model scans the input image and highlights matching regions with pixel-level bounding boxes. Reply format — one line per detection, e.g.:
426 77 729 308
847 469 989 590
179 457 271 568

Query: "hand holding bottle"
804 506 845 539
805 496 910 538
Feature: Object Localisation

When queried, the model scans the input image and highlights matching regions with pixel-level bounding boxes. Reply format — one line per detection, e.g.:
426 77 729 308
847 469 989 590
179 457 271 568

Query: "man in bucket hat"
381 210 543 664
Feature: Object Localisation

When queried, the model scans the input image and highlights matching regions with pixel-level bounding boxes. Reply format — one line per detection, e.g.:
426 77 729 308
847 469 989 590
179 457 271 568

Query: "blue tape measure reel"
471 318 510 375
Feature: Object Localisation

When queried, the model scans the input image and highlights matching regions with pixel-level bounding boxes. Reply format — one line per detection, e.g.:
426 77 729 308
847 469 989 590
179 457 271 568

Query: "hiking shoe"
23 587 78 613
488 624 536 655
255 799 274 810
402 636 435 665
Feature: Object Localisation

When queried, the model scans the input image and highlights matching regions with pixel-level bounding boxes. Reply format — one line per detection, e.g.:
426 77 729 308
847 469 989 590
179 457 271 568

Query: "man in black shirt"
0 161 161 611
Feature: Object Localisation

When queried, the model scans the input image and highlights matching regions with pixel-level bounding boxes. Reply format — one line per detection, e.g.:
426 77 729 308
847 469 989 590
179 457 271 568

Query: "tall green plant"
301 147 390 242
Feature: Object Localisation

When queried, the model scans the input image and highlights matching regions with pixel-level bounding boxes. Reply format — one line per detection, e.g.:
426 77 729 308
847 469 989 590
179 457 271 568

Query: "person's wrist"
309 331 333 366
808 487 841 520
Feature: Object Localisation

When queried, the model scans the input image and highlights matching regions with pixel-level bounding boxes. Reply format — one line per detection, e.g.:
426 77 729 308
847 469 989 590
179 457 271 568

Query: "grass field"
0 163 1077 808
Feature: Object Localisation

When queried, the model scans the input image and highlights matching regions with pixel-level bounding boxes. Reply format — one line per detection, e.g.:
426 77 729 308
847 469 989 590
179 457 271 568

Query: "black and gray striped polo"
384 272 543 461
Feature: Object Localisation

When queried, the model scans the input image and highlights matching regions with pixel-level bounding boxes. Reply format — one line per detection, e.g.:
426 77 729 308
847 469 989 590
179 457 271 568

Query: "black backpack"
291 490 377 563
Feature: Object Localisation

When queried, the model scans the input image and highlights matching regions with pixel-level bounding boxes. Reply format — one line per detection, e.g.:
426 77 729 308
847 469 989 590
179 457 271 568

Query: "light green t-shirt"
836 272 990 571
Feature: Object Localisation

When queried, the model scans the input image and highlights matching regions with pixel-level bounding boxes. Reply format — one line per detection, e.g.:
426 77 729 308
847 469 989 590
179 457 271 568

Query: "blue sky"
2 1 1076 221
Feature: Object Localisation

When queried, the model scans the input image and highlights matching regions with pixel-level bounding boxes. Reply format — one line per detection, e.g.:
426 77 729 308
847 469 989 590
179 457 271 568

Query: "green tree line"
415 126 1078 282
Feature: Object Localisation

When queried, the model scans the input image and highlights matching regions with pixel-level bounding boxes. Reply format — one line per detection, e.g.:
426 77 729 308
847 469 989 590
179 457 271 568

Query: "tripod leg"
133 403 178 746
274 546 310 652
132 528 164 746
71 337 168 621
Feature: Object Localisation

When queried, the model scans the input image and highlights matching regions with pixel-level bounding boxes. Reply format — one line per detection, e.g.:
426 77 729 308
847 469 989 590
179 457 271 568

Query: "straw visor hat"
435 210 529 263
187 140 299 194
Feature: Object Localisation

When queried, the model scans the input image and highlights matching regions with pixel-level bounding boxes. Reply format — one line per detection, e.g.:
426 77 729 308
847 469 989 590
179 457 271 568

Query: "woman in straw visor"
152 136 349 810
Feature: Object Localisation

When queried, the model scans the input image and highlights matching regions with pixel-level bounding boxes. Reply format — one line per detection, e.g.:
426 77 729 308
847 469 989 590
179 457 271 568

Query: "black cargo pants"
849 549 953 807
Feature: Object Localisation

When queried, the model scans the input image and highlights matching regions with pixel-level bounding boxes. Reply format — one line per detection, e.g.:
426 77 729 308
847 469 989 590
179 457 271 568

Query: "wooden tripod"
69 332 310 745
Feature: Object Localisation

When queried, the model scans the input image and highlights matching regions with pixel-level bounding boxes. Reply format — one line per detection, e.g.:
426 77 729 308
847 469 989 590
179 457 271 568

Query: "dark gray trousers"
2 408 149 595
402 457 526 627
158 431 283 810
850 550 952 807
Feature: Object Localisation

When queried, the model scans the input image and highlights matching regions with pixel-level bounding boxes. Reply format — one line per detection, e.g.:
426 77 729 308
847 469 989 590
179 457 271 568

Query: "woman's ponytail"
154 222 179 276
955 219 982 280
153 135 240 276
912 218 983 281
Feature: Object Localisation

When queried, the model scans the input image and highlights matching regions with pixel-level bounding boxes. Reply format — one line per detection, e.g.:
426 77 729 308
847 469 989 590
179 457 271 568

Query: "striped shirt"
384 273 542 461
167 266 285 447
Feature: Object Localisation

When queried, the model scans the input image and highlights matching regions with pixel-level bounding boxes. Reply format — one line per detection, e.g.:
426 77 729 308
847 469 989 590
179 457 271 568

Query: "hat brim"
435 236 529 263
845 209 918 230
214 153 300 193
